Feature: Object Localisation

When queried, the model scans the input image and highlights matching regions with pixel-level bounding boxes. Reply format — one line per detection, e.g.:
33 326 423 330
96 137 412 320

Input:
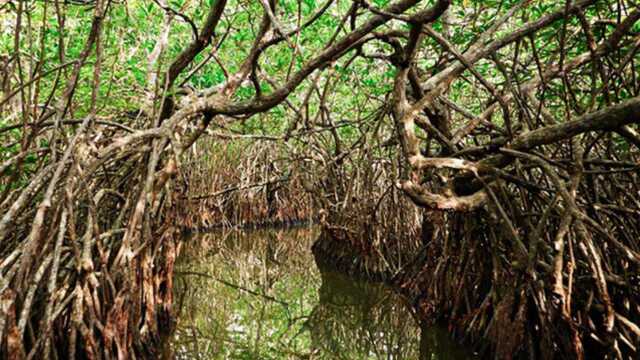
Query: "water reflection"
169 228 472 359
307 270 421 359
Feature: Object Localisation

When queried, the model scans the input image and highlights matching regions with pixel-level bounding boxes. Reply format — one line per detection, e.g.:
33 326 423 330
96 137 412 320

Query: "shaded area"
168 227 471 359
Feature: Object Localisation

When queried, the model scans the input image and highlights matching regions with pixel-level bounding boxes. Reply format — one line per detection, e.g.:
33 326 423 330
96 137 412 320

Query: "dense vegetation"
1 0 639 358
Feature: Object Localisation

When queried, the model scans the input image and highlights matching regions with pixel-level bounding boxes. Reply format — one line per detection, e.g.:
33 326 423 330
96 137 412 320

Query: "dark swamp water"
167 227 475 359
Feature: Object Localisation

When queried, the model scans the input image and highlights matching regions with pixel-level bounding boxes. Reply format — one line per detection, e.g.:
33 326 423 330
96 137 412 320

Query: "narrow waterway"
168 227 473 359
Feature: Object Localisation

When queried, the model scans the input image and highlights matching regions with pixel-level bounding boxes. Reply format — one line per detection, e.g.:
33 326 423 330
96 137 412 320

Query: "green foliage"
2 0 638 174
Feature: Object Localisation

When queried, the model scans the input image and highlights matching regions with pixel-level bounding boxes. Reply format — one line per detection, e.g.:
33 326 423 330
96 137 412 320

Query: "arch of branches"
1 0 639 358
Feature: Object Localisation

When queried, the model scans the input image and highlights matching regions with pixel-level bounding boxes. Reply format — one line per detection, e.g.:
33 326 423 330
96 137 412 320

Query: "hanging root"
0 115 184 358
180 139 313 230
398 124 640 359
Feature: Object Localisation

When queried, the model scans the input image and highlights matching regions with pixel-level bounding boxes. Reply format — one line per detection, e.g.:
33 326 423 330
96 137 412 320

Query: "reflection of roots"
312 230 390 282
306 266 421 359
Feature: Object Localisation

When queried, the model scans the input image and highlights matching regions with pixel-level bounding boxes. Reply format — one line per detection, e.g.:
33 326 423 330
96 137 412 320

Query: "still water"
168 227 473 359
